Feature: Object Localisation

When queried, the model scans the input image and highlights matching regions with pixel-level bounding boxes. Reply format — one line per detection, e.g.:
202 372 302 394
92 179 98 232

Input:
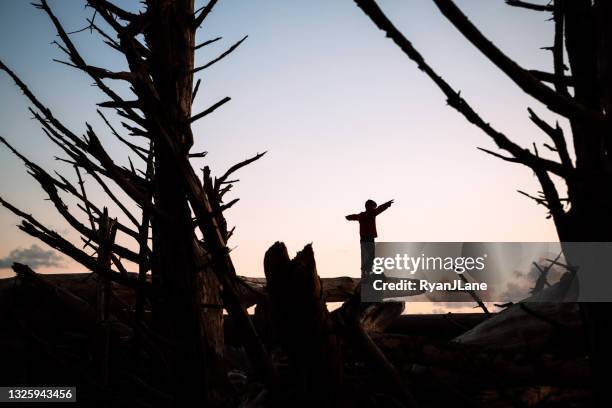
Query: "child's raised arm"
375 199 394 215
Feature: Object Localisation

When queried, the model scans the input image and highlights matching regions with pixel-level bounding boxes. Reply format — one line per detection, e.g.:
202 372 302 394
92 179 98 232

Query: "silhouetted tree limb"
37 1 145 126
191 78 202 102
190 97 231 123
528 70 573 87
0 136 142 262
0 196 150 293
87 0 139 21
476 147 521 164
97 110 149 161
353 0 568 178
193 0 218 28
194 36 222 50
431 0 606 129
527 108 572 169
52 59 136 83
551 0 569 96
192 36 248 74
215 151 267 190
86 17 122 51
505 0 554 12
458 274 490 317
0 62 152 213
534 168 566 232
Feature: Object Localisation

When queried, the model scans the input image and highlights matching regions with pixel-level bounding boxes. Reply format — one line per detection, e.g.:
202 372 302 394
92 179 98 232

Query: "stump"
264 242 344 405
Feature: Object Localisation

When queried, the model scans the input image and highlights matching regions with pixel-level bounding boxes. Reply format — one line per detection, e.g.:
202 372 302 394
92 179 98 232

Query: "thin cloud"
0 244 64 269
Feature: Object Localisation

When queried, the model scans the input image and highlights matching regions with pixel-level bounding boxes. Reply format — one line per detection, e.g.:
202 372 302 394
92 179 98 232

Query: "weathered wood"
455 302 583 351
238 275 359 307
359 301 405 333
194 241 225 366
375 333 591 387
334 288 417 408
135 146 154 325
11 264 98 324
385 313 488 340
264 242 344 405
8 264 172 408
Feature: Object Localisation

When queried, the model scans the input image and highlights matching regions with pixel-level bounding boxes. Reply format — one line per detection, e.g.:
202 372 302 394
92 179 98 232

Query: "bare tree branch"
219 198 239 212
75 165 96 230
431 0 607 129
37 0 145 126
477 147 521 163
192 78 202 103
192 36 248 74
0 60 82 147
195 36 222 50
551 0 569 96
97 110 148 161
0 136 142 263
534 169 567 229
528 70 573 87
190 97 231 123
86 17 121 51
353 0 568 177
215 152 266 188
517 189 548 206
193 0 218 28
505 0 554 12
527 107 573 169
54 60 135 82
86 0 138 21
0 196 150 293
1 60 151 213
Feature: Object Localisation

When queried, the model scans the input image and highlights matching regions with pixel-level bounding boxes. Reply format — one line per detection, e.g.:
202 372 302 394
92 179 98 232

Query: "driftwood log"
455 302 583 351
456 279 584 351
375 333 590 387
3 271 359 314
2 262 591 406
8 263 173 407
238 275 358 308
263 242 344 405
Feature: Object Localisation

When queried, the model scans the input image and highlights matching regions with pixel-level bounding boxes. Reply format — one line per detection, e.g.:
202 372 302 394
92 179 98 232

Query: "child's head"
365 199 377 210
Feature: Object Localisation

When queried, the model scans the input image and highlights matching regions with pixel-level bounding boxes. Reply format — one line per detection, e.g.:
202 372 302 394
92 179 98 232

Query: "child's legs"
360 239 375 276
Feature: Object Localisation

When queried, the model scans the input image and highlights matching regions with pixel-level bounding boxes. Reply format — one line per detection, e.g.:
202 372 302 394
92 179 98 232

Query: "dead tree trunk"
143 0 226 404
264 242 344 405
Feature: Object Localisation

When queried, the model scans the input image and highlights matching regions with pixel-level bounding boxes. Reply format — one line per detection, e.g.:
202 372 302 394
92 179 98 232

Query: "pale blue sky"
0 0 562 283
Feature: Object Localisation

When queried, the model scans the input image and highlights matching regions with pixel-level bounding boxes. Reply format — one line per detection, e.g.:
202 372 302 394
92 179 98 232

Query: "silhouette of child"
346 199 394 275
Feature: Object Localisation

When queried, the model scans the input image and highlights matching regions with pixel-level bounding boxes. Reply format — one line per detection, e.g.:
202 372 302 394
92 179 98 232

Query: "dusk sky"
0 0 562 290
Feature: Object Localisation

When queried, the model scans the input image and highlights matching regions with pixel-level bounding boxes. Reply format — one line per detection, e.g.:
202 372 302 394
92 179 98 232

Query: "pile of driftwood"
0 0 596 406
0 241 590 407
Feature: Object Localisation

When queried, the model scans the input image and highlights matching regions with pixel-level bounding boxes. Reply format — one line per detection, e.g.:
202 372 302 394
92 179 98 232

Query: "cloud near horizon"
0 244 64 269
